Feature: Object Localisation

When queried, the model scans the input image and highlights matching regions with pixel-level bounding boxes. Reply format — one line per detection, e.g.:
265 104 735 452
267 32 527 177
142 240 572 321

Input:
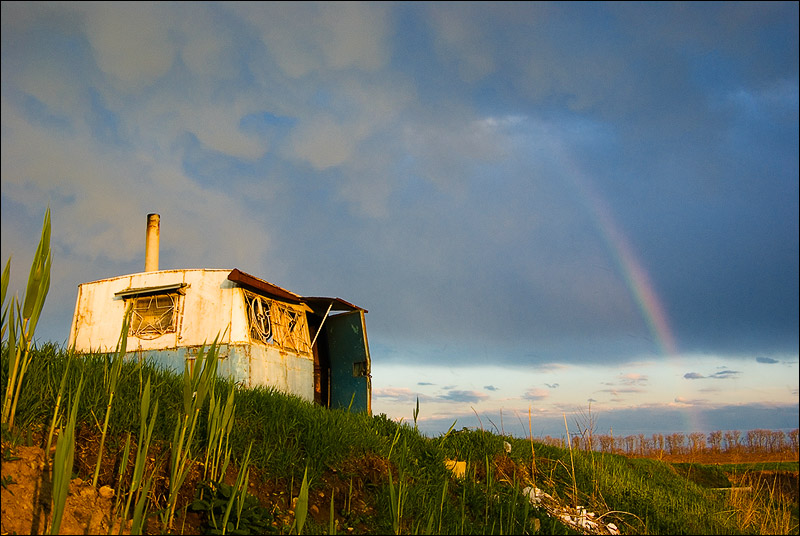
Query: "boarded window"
244 291 311 355
129 293 180 339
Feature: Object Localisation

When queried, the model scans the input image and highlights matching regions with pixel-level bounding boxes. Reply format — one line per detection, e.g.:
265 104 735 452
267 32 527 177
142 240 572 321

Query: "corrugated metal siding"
124 344 313 402
69 269 315 402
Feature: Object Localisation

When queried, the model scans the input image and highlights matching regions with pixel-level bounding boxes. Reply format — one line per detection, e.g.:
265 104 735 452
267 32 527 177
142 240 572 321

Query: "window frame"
115 283 186 340
243 290 311 356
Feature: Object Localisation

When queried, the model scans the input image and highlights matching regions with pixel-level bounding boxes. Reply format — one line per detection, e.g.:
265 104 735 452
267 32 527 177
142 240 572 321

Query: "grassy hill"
2 342 797 535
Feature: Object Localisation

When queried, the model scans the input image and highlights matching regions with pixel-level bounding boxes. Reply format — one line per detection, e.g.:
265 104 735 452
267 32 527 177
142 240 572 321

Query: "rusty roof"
228 269 366 313
228 269 304 303
303 296 367 313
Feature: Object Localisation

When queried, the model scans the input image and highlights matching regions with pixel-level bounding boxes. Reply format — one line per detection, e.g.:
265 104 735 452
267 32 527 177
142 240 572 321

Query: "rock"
99 485 115 499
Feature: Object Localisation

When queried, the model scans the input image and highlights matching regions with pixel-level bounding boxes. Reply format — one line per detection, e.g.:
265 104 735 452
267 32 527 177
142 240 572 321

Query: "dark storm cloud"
2 2 797 372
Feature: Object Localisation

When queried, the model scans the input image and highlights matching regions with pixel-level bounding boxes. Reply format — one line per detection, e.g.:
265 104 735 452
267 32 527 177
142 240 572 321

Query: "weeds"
163 337 222 530
49 375 83 535
120 375 159 534
91 305 132 488
2 207 51 431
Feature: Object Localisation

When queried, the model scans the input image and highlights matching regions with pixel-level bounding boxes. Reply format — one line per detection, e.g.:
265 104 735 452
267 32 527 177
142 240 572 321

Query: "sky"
2 2 798 439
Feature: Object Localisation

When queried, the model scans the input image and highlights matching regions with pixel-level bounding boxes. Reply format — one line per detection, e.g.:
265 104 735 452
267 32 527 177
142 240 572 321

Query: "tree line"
536 428 799 457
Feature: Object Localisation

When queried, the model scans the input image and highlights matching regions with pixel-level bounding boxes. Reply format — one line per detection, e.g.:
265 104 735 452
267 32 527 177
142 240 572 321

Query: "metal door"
325 310 371 413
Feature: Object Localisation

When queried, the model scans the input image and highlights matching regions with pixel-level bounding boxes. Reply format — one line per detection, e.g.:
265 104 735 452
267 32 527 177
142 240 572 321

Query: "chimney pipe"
145 213 160 272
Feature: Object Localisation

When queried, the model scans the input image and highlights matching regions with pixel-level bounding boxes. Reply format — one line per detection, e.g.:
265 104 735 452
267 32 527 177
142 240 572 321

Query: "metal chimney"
145 213 160 272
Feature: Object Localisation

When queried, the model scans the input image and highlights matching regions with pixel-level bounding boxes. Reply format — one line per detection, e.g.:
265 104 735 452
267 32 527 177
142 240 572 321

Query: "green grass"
670 463 733 489
1 342 798 535
719 461 799 473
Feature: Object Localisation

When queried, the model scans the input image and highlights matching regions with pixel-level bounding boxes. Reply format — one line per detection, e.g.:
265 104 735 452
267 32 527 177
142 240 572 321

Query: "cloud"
439 390 489 404
674 397 706 405
373 387 431 404
416 402 800 438
289 114 357 170
428 4 496 83
619 373 648 386
711 369 740 379
523 388 550 401
484 385 500 391
756 356 779 364
600 388 645 397
233 2 390 77
684 370 741 380
83 3 175 91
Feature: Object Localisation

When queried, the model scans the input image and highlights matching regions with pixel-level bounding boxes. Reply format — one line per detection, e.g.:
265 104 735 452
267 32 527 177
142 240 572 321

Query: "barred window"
129 293 179 339
244 291 311 355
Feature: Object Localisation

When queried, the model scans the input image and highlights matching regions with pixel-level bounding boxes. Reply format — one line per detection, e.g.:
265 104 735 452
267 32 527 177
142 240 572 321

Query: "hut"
67 214 372 413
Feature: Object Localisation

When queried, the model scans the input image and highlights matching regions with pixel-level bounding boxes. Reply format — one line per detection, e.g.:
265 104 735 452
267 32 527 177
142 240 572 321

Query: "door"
325 310 371 413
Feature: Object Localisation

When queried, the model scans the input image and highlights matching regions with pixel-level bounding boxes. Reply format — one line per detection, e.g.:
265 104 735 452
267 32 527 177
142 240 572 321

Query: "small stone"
99 486 114 499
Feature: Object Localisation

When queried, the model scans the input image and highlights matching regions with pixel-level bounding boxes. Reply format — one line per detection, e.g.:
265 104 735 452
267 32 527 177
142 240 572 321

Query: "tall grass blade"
121 376 158 532
165 336 221 530
291 465 310 535
108 432 132 535
2 207 51 431
131 470 156 535
92 306 131 487
49 375 83 535
1 258 10 340
45 349 75 468
329 489 336 535
222 441 253 534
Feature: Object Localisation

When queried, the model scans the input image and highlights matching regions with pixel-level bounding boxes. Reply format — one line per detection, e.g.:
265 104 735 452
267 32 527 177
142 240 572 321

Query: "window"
129 293 180 339
353 361 369 377
114 283 186 340
244 291 311 355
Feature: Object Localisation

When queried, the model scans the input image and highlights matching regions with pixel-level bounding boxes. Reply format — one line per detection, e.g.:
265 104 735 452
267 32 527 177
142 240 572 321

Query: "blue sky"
2 2 798 438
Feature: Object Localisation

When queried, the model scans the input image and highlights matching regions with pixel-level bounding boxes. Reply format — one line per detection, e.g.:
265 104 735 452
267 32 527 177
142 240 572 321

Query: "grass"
2 342 797 535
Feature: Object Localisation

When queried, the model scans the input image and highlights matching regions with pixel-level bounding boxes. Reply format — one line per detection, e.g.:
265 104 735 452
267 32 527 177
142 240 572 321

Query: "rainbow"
586 188 679 357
